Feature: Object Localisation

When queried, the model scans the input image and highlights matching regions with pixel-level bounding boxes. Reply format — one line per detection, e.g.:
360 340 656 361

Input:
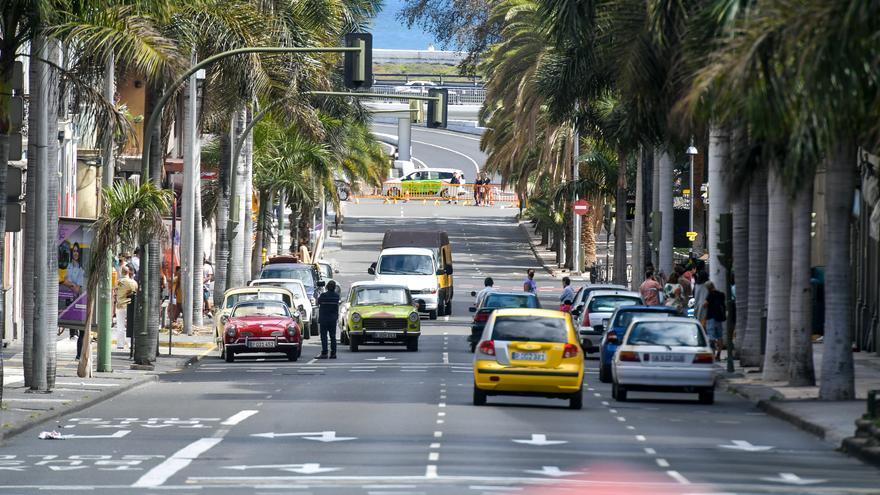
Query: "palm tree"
78 182 171 377
740 166 767 367
762 166 793 381
789 180 815 386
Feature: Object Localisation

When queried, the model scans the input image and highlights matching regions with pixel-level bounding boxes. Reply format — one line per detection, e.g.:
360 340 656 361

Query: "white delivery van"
369 247 441 320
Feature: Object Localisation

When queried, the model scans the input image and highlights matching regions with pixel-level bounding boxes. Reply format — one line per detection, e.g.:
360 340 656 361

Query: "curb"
0 346 215 445
518 221 566 278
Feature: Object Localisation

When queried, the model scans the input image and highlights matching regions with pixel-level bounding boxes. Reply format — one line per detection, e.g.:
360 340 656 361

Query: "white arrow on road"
48 465 89 471
62 430 131 439
224 463 340 474
251 431 356 442
525 466 579 477
719 440 774 452
760 473 826 485
366 357 395 361
512 434 568 446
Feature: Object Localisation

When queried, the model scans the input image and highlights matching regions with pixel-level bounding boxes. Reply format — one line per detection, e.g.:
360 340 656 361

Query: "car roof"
379 247 435 255
409 167 463 174
587 290 642 299
485 291 537 298
251 278 306 286
224 286 293 297
613 305 677 313
261 262 314 269
350 281 409 290
581 284 627 290
492 308 567 318
629 316 700 326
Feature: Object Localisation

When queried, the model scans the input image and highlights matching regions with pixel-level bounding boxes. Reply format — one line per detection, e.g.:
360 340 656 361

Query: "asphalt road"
2 202 879 494
370 122 486 180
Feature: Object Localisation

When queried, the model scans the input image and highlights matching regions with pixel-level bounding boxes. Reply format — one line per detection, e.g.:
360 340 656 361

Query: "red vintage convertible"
222 300 302 362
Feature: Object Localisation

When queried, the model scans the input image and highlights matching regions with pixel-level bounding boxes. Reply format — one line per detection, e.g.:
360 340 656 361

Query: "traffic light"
343 33 372 89
649 211 661 250
716 213 733 270
426 88 448 128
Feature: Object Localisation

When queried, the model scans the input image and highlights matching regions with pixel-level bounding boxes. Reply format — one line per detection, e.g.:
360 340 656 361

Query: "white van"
369 247 441 320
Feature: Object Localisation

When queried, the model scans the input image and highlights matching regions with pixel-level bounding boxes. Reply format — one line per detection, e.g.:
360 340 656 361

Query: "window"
226 293 285 308
232 301 290 318
491 316 569 343
378 254 435 275
354 287 411 306
626 322 706 347
260 266 315 287
588 295 641 313
483 294 539 309
613 311 674 330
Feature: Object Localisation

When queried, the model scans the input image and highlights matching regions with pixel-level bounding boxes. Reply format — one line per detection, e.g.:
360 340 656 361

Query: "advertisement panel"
58 217 95 328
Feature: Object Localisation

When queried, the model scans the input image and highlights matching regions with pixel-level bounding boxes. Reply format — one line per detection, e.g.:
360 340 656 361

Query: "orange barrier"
353 181 519 206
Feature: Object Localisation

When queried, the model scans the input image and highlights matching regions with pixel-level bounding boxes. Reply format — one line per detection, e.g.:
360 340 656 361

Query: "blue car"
598 305 679 383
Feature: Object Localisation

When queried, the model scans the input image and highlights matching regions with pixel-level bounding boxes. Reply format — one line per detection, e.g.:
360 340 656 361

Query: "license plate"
372 332 397 339
247 340 275 349
512 352 545 361
651 353 685 363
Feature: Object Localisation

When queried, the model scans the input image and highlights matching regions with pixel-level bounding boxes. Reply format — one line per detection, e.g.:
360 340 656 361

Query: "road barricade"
353 181 519 206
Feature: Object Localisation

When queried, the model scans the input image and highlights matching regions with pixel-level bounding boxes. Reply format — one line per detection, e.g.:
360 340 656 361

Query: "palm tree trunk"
640 146 653 278
658 149 673 276
213 121 232 310
243 108 254 279
192 175 204 325
45 40 61 387
632 147 644 290
819 143 856 400
732 181 749 353
276 193 286 255
613 149 628 284
762 167 793 381
789 179 815 386
740 166 768 367
708 126 730 294
227 108 246 288
651 151 660 269
252 190 269 276
30 33 49 390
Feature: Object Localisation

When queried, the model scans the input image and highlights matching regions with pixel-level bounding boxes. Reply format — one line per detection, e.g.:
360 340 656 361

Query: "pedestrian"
449 172 461 204
475 277 496 306
170 266 182 322
693 269 710 324
665 284 686 315
675 264 692 298
115 264 138 350
523 269 537 294
664 271 681 302
473 174 482 205
130 247 141 277
703 280 726 358
639 270 663 306
316 280 340 359
559 276 575 311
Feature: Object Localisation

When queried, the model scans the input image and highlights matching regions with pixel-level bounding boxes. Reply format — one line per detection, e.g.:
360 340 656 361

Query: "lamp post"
686 139 698 259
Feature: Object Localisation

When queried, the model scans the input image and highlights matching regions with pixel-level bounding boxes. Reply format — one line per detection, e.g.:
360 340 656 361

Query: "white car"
394 80 437 94
612 317 717 404
369 247 440 319
249 279 313 339
576 289 643 352
382 168 467 198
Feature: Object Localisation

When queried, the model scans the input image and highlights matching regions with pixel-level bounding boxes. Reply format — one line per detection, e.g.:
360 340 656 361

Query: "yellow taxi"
473 308 584 409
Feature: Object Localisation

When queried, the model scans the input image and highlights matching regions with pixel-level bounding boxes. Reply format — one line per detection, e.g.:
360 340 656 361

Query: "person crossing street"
316 280 341 359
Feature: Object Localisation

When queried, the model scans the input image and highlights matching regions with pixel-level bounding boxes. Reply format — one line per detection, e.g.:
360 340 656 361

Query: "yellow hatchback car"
473 308 585 409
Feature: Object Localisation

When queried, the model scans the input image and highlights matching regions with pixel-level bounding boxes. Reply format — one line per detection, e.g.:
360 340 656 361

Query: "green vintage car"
339 282 421 352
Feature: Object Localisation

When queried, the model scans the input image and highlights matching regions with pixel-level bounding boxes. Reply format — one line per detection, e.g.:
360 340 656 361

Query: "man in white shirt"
475 277 497 307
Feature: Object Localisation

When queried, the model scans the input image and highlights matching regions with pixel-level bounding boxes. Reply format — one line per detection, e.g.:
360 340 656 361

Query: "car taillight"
605 330 618 343
478 340 495 356
693 352 714 364
563 344 579 358
473 311 490 322
618 351 640 362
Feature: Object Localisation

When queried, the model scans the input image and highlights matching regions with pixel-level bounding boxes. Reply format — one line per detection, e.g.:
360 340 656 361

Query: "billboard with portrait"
58 217 95 328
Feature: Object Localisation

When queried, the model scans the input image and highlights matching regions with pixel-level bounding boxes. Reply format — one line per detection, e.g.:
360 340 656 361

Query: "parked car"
577 290 643 352
612 317 716 404
473 308 584 409
598 306 679 382
249 279 312 340
340 282 421 352
214 286 297 360
221 300 303 362
394 80 436 94
382 168 467 199
468 291 541 352
570 284 626 319
259 259 324 336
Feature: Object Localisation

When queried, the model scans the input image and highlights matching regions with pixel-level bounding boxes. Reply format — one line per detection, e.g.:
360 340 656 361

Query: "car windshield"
378 254 434 275
260 266 315 287
232 302 290 318
613 311 674 330
354 287 411 305
225 292 285 308
483 294 538 309
491 316 569 343
319 264 333 279
253 282 306 300
626 322 706 347
588 295 642 313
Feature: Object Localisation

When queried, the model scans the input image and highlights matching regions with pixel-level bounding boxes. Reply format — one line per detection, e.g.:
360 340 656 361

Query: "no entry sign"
572 199 591 216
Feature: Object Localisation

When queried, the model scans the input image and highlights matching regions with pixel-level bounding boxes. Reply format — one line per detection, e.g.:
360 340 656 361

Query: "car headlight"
430 288 437 294
225 326 236 337
408 312 419 323
287 325 298 336
351 313 362 323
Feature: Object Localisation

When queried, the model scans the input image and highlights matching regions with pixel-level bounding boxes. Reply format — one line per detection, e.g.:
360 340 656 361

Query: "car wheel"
599 364 611 383
340 331 350 345
218 341 226 360
698 388 715 405
429 310 438 320
473 385 487 406
469 342 476 353
406 338 419 352
310 320 319 336
287 348 299 362
225 349 235 363
349 335 359 352
302 325 310 340
569 389 583 410
613 382 627 402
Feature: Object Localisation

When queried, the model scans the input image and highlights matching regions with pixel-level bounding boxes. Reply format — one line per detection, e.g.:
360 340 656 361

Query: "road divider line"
434 431 443 438
635 435 646 442
222 410 259 426
656 459 670 468
428 452 440 461
132 437 222 487
430 443 441 449
644 448 656 455
666 470 690 484
425 465 438 479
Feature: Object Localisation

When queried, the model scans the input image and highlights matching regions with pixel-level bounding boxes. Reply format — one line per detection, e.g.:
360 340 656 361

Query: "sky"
369 0 439 50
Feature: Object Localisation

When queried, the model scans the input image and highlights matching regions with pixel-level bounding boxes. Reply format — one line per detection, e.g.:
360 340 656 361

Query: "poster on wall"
58 217 95 329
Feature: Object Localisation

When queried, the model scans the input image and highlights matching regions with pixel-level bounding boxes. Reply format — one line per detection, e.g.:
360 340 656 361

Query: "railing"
366 85 486 105
374 73 483 86
353 181 519 206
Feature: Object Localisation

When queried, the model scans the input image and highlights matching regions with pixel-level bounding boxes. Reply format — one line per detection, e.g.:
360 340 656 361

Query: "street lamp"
686 139 698 259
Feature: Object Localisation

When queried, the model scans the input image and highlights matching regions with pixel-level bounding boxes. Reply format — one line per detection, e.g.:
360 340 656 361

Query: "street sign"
572 199 591 216
686 231 698 241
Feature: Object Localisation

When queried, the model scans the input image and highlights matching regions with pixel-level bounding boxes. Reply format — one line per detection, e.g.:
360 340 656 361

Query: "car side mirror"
602 318 610 328
445 265 453 275
416 299 426 312
368 266 375 275
334 269 340 274
470 291 477 297
317 280 326 288
436 268 445 275
606 333 619 344
469 307 476 313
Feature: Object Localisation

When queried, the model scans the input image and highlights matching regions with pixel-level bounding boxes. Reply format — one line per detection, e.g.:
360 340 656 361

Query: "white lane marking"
593 393 601 397
438 412 446 417
436 420 444 424
430 443 441 449
443 352 449 364
440 395 447 399
609 409 618 413
635 435 646 442
616 416 626 422
222 410 259 426
62 430 131 439
587 388 595 391
307 358 318 364
434 431 443 438
425 465 438 479
428 452 440 461
626 426 635 430
666 470 690 485
644 448 656 455
601 401 609 406
439 403 446 408
656 458 670 468
132 438 222 487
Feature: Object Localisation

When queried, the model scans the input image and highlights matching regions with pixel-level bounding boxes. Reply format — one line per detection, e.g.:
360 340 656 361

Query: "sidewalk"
519 220 583 280
718 343 880 463
1 329 216 444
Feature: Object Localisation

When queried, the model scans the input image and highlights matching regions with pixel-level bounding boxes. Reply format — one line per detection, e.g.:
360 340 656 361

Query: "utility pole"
181 62 198 336
30 34 48 392
397 116 411 162
686 139 698 259
572 121 581 275
97 53 115 370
